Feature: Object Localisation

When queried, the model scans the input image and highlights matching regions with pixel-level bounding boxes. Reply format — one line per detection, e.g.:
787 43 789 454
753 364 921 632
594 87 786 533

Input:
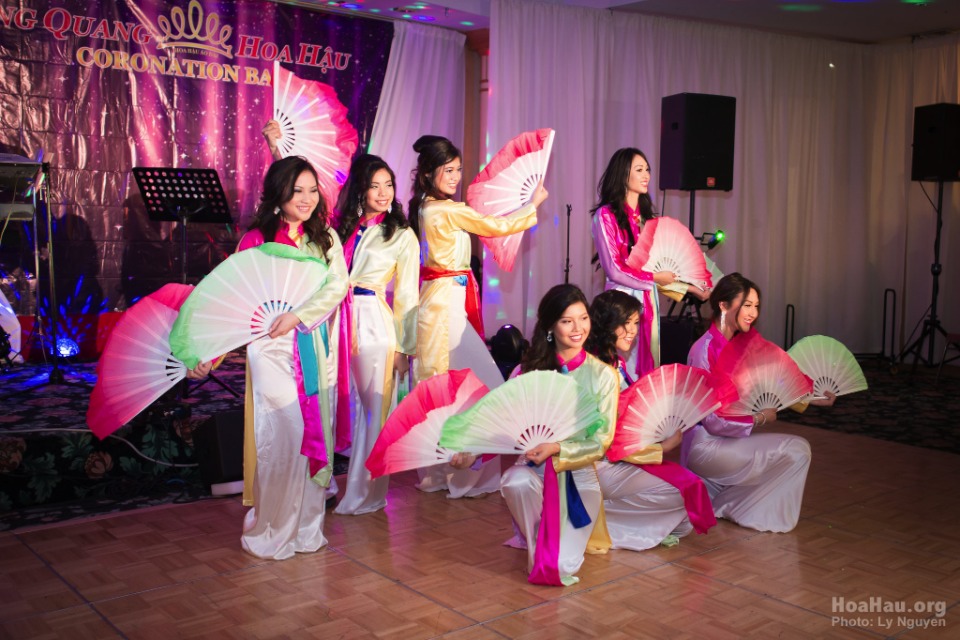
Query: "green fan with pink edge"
439 371 604 455
170 243 329 369
366 369 489 478
788 335 867 399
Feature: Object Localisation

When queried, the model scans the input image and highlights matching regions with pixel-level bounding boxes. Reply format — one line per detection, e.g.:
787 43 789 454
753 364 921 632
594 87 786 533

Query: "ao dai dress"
592 205 690 376
683 325 812 532
237 223 348 559
415 197 537 497
334 219 420 515
500 352 615 585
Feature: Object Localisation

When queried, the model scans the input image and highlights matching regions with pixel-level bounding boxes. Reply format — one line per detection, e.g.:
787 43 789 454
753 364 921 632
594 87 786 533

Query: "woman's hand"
394 353 410 380
186 360 213 380
531 181 549 209
660 430 683 453
688 284 711 302
653 271 677 286
449 452 477 470
262 119 282 160
524 442 561 466
810 391 837 407
754 408 778 427
268 312 301 339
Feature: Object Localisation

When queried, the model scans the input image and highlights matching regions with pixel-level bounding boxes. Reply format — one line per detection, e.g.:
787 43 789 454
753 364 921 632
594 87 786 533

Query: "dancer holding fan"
408 135 547 497
683 273 834 533
585 290 716 550
328 154 420 515
591 148 709 377
497 284 616 585
188 157 348 559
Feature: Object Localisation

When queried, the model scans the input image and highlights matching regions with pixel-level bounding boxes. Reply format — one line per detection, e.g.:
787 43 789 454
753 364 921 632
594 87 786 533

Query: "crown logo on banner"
157 0 234 59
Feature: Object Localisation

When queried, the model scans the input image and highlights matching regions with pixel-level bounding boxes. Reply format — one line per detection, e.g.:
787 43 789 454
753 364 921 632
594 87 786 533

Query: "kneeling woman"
585 289 703 550
499 284 617 585
684 273 833 532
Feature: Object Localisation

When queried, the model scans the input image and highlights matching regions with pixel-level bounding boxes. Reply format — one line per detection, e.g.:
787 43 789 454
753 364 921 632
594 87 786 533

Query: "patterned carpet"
1 351 957 531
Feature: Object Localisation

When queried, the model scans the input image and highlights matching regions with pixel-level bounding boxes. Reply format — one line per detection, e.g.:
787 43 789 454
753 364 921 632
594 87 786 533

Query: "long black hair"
521 284 590 373
407 135 461 238
709 272 762 323
334 154 408 244
591 147 656 252
584 289 642 367
249 156 333 255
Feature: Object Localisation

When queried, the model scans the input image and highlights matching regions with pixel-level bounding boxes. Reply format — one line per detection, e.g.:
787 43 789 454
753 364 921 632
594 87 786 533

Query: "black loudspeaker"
659 93 736 191
659 316 700 366
193 410 244 486
911 103 960 182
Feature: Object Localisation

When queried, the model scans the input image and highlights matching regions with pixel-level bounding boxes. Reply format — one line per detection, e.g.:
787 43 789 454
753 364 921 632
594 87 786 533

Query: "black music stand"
131 167 240 398
132 167 233 284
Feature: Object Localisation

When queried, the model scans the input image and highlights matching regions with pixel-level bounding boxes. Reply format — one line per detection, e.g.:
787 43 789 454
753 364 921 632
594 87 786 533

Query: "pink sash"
639 460 716 534
528 456 564 586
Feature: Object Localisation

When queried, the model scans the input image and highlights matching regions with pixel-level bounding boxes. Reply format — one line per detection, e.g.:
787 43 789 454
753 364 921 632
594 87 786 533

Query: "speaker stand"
687 189 696 234
899 180 949 367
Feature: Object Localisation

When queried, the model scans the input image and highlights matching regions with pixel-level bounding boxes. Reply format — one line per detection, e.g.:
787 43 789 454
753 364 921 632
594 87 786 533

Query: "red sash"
420 266 485 340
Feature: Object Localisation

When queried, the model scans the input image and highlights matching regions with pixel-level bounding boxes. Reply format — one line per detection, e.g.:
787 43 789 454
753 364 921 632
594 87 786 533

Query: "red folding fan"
467 129 555 271
712 330 813 417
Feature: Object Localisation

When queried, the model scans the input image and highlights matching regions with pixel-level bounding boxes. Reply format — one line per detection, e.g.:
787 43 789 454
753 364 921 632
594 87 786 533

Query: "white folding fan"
626 216 712 290
169 243 329 369
272 62 358 203
366 369 488 478
607 364 720 462
87 284 193 439
467 129 555 271
714 330 813 417
788 335 867 398
439 370 604 455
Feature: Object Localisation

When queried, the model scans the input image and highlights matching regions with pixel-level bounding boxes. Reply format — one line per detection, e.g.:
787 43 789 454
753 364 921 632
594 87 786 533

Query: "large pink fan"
608 364 720 462
713 330 813 417
86 284 194 439
273 62 358 204
467 129 555 271
365 369 488 478
626 216 712 289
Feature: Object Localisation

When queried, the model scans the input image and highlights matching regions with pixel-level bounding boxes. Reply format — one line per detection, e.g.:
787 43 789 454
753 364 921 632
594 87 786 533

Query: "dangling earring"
719 309 726 328
356 200 364 217
546 331 553 343
273 206 280 216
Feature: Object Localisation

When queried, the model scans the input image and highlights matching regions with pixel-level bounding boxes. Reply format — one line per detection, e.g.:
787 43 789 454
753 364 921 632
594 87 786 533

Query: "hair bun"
413 135 449 153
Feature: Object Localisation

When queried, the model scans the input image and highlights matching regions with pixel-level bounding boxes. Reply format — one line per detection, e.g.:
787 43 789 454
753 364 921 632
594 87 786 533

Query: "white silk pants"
596 459 692 551
336 296 392 515
684 426 811 532
242 332 328 560
417 285 501 498
500 461 602 579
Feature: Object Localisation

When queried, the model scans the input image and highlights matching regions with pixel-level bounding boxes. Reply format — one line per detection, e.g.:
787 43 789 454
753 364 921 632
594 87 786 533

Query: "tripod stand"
900 180 949 367
0 160 86 389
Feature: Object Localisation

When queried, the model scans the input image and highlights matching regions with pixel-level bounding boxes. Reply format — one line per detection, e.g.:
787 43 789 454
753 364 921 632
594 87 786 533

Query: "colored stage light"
55 337 80 358
698 229 726 250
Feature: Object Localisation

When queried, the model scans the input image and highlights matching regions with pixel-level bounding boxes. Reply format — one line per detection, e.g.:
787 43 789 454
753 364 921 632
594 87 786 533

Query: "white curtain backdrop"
368 22 466 209
485 0 960 356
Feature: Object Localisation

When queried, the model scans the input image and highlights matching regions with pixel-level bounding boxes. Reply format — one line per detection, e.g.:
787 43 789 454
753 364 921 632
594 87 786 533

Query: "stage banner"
0 0 392 316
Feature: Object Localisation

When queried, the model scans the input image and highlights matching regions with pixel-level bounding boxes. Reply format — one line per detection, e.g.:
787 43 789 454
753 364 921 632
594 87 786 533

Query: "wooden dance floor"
1 423 957 639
